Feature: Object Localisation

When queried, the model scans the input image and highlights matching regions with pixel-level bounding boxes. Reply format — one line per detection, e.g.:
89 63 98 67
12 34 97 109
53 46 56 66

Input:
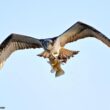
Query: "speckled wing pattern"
57 21 110 47
0 33 42 68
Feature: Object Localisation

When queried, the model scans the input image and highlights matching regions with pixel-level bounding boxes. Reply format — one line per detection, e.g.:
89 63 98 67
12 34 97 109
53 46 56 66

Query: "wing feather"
57 21 110 47
0 33 42 67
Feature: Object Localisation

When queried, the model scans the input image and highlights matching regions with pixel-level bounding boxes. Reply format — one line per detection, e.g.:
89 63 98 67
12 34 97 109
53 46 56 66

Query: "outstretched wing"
57 21 110 47
0 33 42 68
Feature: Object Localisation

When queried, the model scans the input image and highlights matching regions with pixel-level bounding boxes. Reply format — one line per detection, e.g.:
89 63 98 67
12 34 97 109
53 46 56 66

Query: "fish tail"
55 68 64 77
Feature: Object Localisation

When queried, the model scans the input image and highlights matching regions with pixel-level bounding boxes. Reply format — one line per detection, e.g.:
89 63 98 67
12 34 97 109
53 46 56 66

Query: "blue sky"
0 0 110 110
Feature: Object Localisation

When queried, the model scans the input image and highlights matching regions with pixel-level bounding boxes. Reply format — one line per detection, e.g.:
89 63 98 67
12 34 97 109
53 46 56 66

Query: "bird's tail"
37 51 50 58
59 48 79 62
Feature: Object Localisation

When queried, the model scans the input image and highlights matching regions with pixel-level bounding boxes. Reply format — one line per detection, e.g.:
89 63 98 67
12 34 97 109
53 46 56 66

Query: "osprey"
0 21 110 77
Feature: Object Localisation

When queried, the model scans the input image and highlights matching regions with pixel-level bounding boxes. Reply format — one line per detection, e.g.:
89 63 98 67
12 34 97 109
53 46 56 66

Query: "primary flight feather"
0 21 110 77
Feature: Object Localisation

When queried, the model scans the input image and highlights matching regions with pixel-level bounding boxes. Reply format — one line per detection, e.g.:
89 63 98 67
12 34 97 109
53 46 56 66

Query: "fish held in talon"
49 58 64 77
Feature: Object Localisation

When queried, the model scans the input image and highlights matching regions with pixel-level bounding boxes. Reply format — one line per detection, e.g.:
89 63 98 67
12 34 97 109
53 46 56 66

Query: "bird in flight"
0 21 110 77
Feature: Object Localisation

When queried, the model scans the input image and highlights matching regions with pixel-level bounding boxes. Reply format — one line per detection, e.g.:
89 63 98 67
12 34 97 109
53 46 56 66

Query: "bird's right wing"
0 33 42 68
56 21 110 47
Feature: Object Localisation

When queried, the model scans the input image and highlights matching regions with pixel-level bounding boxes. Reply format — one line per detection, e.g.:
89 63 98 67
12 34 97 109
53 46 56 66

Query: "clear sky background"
0 0 110 110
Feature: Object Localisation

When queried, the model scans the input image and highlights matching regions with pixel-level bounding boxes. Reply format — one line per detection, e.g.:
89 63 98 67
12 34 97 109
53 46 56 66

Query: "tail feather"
37 51 50 58
59 48 79 62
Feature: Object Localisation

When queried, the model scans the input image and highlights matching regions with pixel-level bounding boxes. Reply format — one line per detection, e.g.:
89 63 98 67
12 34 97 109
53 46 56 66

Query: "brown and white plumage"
0 21 110 77
0 34 42 68
52 22 110 53
61 22 110 46
50 22 110 62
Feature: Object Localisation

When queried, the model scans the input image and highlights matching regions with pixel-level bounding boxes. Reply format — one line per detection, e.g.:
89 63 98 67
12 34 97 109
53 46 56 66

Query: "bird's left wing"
56 21 110 47
0 33 42 68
